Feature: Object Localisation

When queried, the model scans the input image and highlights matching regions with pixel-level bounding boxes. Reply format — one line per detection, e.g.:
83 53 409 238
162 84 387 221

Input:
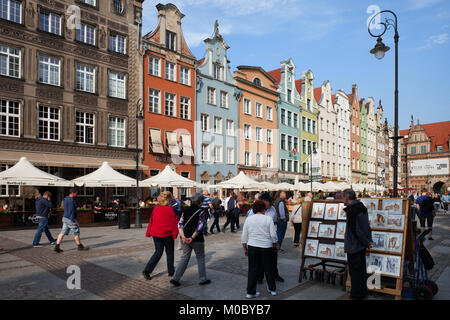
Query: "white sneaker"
267 287 277 296
246 292 260 299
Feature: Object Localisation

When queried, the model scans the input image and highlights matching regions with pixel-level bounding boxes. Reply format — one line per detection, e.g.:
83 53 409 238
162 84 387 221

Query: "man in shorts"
54 188 89 253
415 189 436 240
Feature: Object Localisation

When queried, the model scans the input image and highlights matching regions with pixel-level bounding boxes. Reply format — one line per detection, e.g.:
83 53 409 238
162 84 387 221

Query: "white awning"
216 171 262 190
149 128 164 154
72 162 136 187
166 131 180 155
140 165 200 188
181 134 194 157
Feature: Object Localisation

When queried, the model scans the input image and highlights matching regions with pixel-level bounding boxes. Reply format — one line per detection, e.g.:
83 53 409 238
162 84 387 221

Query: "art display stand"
343 198 414 300
298 200 348 288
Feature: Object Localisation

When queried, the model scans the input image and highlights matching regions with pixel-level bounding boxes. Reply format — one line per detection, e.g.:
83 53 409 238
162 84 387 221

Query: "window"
180 97 190 120
213 64 223 80
220 91 228 109
255 127 262 142
0 0 21 23
256 153 262 167
244 152 251 166
281 159 286 171
113 0 124 14
266 106 273 121
108 72 126 99
287 136 292 151
308 141 312 155
0 45 20 78
201 114 209 131
39 12 61 35
287 160 292 172
214 146 222 163
243 98 251 114
108 116 125 147
326 120 330 133
148 56 160 76
253 77 261 86
293 113 298 128
166 31 176 50
267 155 273 168
38 56 60 86
244 124 251 140
255 103 262 118
332 143 336 155
148 88 161 113
108 33 126 54
38 105 59 141
214 117 222 134
180 66 190 85
437 145 443 152
287 111 292 127
410 146 416 154
294 160 298 173
303 162 307 174
76 23 95 46
281 109 286 125
312 120 316 134
0 99 19 137
164 92 176 117
207 87 216 105
226 147 234 164
294 137 299 153
80 0 96 6
201 144 210 161
281 134 286 150
76 64 95 93
165 62 175 81
226 120 234 136
307 98 311 109
302 116 306 131
287 89 292 102
321 139 324 152
307 118 311 132
327 141 330 154
302 140 306 154
75 111 94 144
266 129 272 144
420 145 426 153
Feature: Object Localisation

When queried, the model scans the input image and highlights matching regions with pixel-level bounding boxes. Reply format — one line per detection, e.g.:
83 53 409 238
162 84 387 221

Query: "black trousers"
347 249 368 299
293 223 302 244
210 211 220 232
223 210 235 232
144 236 175 275
257 247 281 281
234 210 240 229
247 246 276 295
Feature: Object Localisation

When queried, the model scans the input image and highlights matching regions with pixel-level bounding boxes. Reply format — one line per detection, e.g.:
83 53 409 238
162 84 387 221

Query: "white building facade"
366 97 377 186
335 90 351 182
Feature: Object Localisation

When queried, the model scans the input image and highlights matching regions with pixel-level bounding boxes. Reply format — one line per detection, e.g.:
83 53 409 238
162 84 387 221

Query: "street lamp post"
135 98 143 228
368 10 400 198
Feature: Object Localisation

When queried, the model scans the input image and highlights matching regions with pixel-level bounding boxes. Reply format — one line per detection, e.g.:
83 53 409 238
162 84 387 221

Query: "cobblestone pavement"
1 211 449 300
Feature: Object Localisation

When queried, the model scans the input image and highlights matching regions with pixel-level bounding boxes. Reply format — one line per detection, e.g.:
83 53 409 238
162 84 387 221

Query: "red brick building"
348 85 361 183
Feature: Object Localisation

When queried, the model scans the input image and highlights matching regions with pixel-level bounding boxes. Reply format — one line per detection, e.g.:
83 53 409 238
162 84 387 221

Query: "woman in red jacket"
142 191 179 280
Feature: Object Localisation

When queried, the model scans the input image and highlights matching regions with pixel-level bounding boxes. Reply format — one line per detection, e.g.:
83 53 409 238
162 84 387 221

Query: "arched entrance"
433 181 445 194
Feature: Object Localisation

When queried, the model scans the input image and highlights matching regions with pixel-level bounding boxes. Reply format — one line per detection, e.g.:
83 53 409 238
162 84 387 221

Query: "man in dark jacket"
343 189 373 300
32 191 56 247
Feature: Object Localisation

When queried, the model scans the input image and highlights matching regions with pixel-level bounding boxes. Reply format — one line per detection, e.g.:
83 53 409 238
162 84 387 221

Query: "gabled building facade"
195 21 239 184
142 3 196 193
335 90 351 182
360 98 368 183
349 85 361 183
316 81 338 181
268 58 302 183
366 97 377 186
234 66 279 182
375 101 389 190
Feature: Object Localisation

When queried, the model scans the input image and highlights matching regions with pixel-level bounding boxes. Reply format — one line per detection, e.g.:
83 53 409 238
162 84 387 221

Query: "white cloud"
409 0 443 10
417 33 448 50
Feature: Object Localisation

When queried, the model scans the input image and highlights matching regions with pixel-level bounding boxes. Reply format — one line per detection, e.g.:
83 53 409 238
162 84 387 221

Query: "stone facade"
335 90 351 182
365 97 377 186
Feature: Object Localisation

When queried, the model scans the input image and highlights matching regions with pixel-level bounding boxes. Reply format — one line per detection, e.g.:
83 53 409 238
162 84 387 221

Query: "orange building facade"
142 4 196 191
349 84 361 183
234 66 279 182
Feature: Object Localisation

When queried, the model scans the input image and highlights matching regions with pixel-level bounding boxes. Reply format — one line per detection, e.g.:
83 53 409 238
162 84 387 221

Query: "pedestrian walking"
290 202 302 247
241 200 278 299
245 193 261 218
222 192 236 233
142 191 179 280
415 189 436 240
32 191 56 247
209 192 222 234
201 190 214 236
234 199 243 230
274 191 289 251
442 192 449 213
54 188 89 253
170 193 211 286
343 189 372 300
432 193 441 212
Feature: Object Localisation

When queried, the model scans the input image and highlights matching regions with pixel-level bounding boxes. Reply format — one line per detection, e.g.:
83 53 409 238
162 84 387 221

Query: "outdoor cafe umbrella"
72 161 136 187
274 182 296 191
140 165 200 188
216 171 262 190
260 181 279 191
0 157 72 186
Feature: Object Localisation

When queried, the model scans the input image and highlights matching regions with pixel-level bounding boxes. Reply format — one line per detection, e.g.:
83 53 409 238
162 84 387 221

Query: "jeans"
434 202 441 211
32 217 55 245
347 249 368 299
410 205 418 221
293 223 302 244
60 217 80 236
209 211 220 233
444 202 449 211
172 241 207 282
276 221 288 249
247 246 276 295
144 236 175 275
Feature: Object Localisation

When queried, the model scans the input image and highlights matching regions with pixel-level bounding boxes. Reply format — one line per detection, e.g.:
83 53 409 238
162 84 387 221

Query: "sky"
142 0 450 130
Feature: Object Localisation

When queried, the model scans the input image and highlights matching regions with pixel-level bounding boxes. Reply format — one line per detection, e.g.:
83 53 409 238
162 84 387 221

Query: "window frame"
0 45 21 78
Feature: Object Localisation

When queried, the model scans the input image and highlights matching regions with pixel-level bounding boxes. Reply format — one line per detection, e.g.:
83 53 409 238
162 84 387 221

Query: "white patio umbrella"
216 171 262 190
274 182 296 191
72 161 136 187
140 165 200 188
260 181 279 191
322 182 339 192
0 157 72 186
295 182 310 192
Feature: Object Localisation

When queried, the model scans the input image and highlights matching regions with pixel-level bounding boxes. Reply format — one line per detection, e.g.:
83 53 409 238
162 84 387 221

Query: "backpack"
421 197 434 213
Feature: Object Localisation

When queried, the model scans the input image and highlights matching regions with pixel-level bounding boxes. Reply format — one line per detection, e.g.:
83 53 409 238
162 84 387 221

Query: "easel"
345 198 414 300
298 200 348 288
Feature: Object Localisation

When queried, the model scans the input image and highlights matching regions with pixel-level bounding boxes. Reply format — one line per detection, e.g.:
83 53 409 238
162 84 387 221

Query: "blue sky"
142 0 450 130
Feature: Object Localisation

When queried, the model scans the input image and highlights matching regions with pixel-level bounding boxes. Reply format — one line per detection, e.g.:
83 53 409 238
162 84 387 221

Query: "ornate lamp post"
368 10 400 197
135 98 143 228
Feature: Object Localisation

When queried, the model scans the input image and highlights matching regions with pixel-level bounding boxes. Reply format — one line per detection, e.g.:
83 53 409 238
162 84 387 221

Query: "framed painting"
311 202 325 219
334 242 347 261
318 224 336 239
372 231 387 251
382 199 403 215
317 243 335 259
304 239 319 257
386 214 405 230
335 222 346 240
307 221 321 238
372 211 388 228
324 203 339 220
361 198 379 212
367 253 385 274
338 203 347 220
386 233 403 253
383 255 401 277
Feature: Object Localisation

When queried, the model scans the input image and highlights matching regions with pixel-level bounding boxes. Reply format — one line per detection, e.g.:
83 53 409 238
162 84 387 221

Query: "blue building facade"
195 22 239 184
268 58 302 183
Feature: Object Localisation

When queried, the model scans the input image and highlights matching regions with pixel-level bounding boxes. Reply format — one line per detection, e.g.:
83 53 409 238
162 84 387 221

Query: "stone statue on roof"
214 20 219 37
